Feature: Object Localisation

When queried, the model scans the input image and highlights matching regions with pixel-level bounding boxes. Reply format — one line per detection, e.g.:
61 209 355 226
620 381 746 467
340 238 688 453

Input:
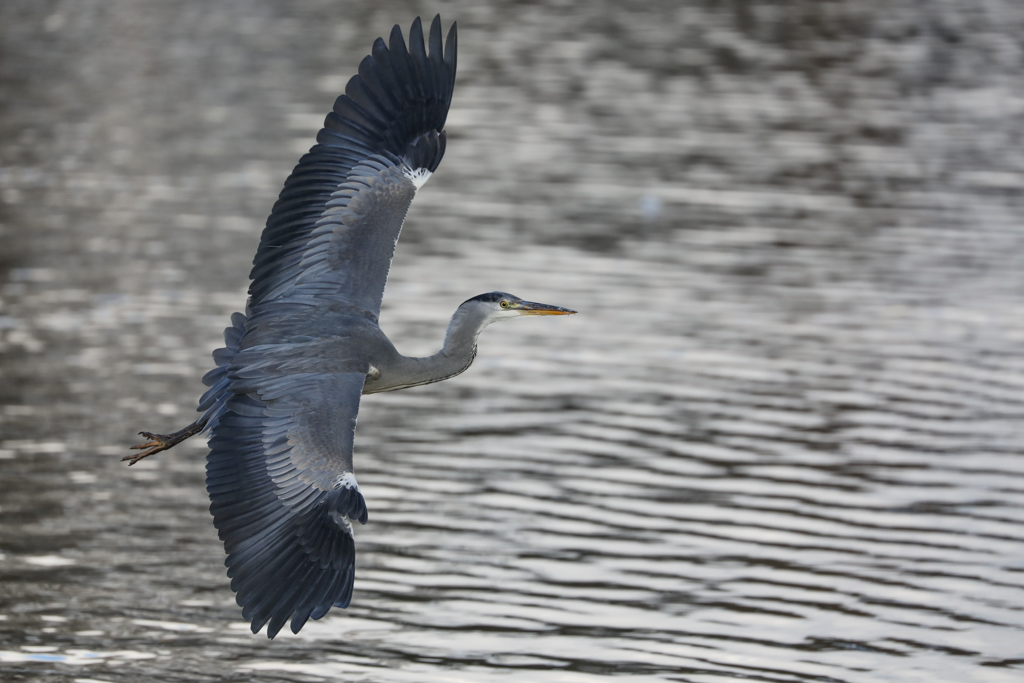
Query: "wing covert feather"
267 159 417 312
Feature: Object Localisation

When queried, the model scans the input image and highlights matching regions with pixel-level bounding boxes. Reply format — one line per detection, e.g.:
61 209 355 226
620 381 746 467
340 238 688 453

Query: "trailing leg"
124 417 208 465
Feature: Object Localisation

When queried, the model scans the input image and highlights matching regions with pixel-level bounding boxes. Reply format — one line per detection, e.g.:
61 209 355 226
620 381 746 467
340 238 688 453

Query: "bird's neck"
364 303 489 393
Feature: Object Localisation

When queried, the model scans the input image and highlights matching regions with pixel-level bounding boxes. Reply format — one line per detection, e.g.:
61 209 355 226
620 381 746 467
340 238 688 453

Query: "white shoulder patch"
329 473 359 537
403 167 432 190
333 472 360 490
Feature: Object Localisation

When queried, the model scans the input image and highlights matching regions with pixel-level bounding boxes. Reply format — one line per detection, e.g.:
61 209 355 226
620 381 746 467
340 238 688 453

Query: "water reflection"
2 1 1024 681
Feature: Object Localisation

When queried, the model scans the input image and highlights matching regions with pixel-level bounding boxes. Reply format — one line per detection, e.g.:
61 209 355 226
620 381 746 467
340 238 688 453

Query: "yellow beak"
517 301 576 316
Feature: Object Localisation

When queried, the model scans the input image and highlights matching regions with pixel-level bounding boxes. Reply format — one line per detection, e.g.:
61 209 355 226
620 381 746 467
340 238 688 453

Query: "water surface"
1 1 1023 681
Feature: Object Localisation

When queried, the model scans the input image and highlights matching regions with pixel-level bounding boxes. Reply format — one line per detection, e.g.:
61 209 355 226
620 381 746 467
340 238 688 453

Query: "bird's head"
462 291 576 324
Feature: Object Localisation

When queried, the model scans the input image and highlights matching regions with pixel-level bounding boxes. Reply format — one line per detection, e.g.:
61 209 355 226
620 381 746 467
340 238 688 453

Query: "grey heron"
125 16 574 638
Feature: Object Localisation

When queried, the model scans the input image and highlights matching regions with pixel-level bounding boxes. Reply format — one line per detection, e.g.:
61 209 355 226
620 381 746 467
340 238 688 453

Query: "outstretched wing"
248 15 457 319
207 370 369 638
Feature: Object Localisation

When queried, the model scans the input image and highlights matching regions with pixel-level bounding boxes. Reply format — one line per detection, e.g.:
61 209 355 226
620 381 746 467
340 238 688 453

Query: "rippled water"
2 1 1024 681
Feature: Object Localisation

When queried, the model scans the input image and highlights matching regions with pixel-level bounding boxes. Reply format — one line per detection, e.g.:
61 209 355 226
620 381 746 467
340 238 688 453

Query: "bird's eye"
500 300 509 309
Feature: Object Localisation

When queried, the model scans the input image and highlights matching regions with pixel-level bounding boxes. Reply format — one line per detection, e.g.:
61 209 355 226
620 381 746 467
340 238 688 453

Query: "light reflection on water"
2 1 1024 682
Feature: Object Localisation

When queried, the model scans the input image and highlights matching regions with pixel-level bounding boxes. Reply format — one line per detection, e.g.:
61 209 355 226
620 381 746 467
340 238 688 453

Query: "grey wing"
248 15 456 319
206 370 369 638
279 158 419 314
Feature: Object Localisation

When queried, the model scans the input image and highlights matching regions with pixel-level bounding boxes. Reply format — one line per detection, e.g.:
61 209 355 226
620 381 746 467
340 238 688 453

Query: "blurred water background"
2 1 1024 681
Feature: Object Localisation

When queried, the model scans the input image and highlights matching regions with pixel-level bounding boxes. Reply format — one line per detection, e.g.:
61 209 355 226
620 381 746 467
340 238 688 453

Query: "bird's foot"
123 419 205 465
124 431 177 465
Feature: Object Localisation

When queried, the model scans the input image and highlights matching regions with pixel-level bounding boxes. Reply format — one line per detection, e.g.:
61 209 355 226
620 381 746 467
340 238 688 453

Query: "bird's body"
127 16 573 639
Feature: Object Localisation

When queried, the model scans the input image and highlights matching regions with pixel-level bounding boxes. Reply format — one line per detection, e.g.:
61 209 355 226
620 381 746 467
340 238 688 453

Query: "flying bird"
125 16 574 638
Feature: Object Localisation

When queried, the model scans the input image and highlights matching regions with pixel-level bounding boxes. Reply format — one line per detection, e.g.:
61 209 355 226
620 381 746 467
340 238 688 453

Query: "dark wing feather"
247 15 457 316
263 158 418 313
206 371 369 638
